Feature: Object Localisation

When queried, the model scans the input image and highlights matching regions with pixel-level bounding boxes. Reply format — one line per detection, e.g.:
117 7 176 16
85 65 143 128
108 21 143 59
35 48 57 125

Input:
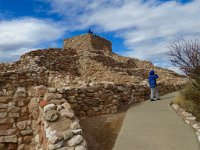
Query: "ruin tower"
63 33 112 54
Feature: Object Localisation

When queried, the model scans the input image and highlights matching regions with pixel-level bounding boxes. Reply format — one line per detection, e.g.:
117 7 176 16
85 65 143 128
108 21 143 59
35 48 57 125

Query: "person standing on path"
148 70 160 101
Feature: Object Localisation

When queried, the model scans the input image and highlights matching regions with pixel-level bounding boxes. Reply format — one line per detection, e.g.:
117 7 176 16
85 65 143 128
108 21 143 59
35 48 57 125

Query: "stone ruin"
0 33 185 149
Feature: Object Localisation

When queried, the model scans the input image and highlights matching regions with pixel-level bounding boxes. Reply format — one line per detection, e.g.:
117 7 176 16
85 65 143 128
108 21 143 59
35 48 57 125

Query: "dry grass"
79 104 131 150
172 87 200 121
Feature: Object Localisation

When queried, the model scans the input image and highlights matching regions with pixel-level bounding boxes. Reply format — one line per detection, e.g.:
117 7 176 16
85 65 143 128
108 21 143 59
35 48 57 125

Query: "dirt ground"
80 104 132 150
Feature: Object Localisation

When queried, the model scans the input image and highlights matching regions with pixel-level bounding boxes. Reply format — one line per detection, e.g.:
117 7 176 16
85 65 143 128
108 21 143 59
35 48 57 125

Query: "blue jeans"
150 87 159 99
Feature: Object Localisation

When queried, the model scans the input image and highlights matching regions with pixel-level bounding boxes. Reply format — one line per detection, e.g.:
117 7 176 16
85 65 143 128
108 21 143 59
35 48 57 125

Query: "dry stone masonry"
0 33 186 149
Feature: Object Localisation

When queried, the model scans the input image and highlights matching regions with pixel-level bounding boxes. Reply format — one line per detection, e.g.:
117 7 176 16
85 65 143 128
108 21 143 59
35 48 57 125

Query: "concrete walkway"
113 92 200 150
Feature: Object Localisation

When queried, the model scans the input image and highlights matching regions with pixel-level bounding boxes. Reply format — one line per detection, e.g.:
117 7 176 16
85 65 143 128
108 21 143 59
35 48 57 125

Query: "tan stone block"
0 135 17 143
44 93 57 101
0 129 17 136
20 130 33 136
16 121 28 130
17 101 25 107
0 97 12 103
13 87 27 99
22 136 33 143
0 103 8 109
16 115 29 122
0 112 7 119
8 106 20 113
9 113 19 118
0 118 14 124
18 144 25 150
34 85 47 97
0 108 7 112
0 123 13 130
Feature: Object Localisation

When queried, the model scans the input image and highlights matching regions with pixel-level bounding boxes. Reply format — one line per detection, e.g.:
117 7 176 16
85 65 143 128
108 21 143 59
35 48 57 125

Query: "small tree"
168 37 200 88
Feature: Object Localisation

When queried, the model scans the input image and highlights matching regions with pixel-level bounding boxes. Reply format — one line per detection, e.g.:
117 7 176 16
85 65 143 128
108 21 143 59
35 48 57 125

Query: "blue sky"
0 0 199 72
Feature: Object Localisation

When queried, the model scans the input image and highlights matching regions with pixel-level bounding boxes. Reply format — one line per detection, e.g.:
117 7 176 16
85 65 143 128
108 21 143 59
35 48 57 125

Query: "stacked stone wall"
0 70 49 92
44 82 182 117
0 86 88 150
0 88 34 149
63 34 112 54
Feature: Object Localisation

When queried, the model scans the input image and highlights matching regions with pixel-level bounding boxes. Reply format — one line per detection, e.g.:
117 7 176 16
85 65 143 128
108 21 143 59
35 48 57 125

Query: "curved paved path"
113 92 200 150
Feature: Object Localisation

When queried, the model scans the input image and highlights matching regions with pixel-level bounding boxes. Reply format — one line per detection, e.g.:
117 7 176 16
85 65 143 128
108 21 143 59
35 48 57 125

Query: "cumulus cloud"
0 17 66 62
46 0 200 72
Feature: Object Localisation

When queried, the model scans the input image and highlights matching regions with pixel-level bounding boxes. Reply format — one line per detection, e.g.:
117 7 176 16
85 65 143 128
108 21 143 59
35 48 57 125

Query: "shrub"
181 84 200 105
175 84 200 120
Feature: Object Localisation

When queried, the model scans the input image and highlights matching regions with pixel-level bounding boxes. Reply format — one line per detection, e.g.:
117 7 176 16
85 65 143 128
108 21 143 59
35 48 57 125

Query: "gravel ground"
79 104 133 150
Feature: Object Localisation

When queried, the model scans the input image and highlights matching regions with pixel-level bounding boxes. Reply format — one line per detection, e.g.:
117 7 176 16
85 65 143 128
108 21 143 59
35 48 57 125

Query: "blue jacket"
148 70 159 88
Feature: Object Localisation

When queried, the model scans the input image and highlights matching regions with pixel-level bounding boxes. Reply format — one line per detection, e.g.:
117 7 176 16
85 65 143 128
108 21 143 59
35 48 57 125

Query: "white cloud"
45 0 200 72
0 17 66 62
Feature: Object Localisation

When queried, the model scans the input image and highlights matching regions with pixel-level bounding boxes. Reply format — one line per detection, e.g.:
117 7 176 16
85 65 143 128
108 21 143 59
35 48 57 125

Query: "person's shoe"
150 99 155 101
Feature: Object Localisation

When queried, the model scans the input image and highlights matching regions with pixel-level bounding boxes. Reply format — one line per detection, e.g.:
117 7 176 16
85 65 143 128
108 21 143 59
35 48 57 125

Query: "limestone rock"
0 118 14 124
8 102 15 107
48 87 57 93
44 104 56 113
56 93 63 99
182 111 192 117
62 102 71 110
67 135 83 147
60 109 74 118
63 130 73 140
13 87 27 98
75 145 87 150
57 147 74 150
57 105 63 111
35 134 40 143
18 144 25 150
70 121 81 130
48 140 63 150
192 124 200 130
72 129 83 135
46 127 57 140
0 103 8 109
171 104 179 110
8 106 20 113
57 88 65 94
44 110 59 122
186 116 196 121
16 121 28 130
0 129 17 136
8 112 19 118
0 135 17 143
34 85 47 97
20 129 33 135
0 112 7 118
44 93 57 101
48 135 63 144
